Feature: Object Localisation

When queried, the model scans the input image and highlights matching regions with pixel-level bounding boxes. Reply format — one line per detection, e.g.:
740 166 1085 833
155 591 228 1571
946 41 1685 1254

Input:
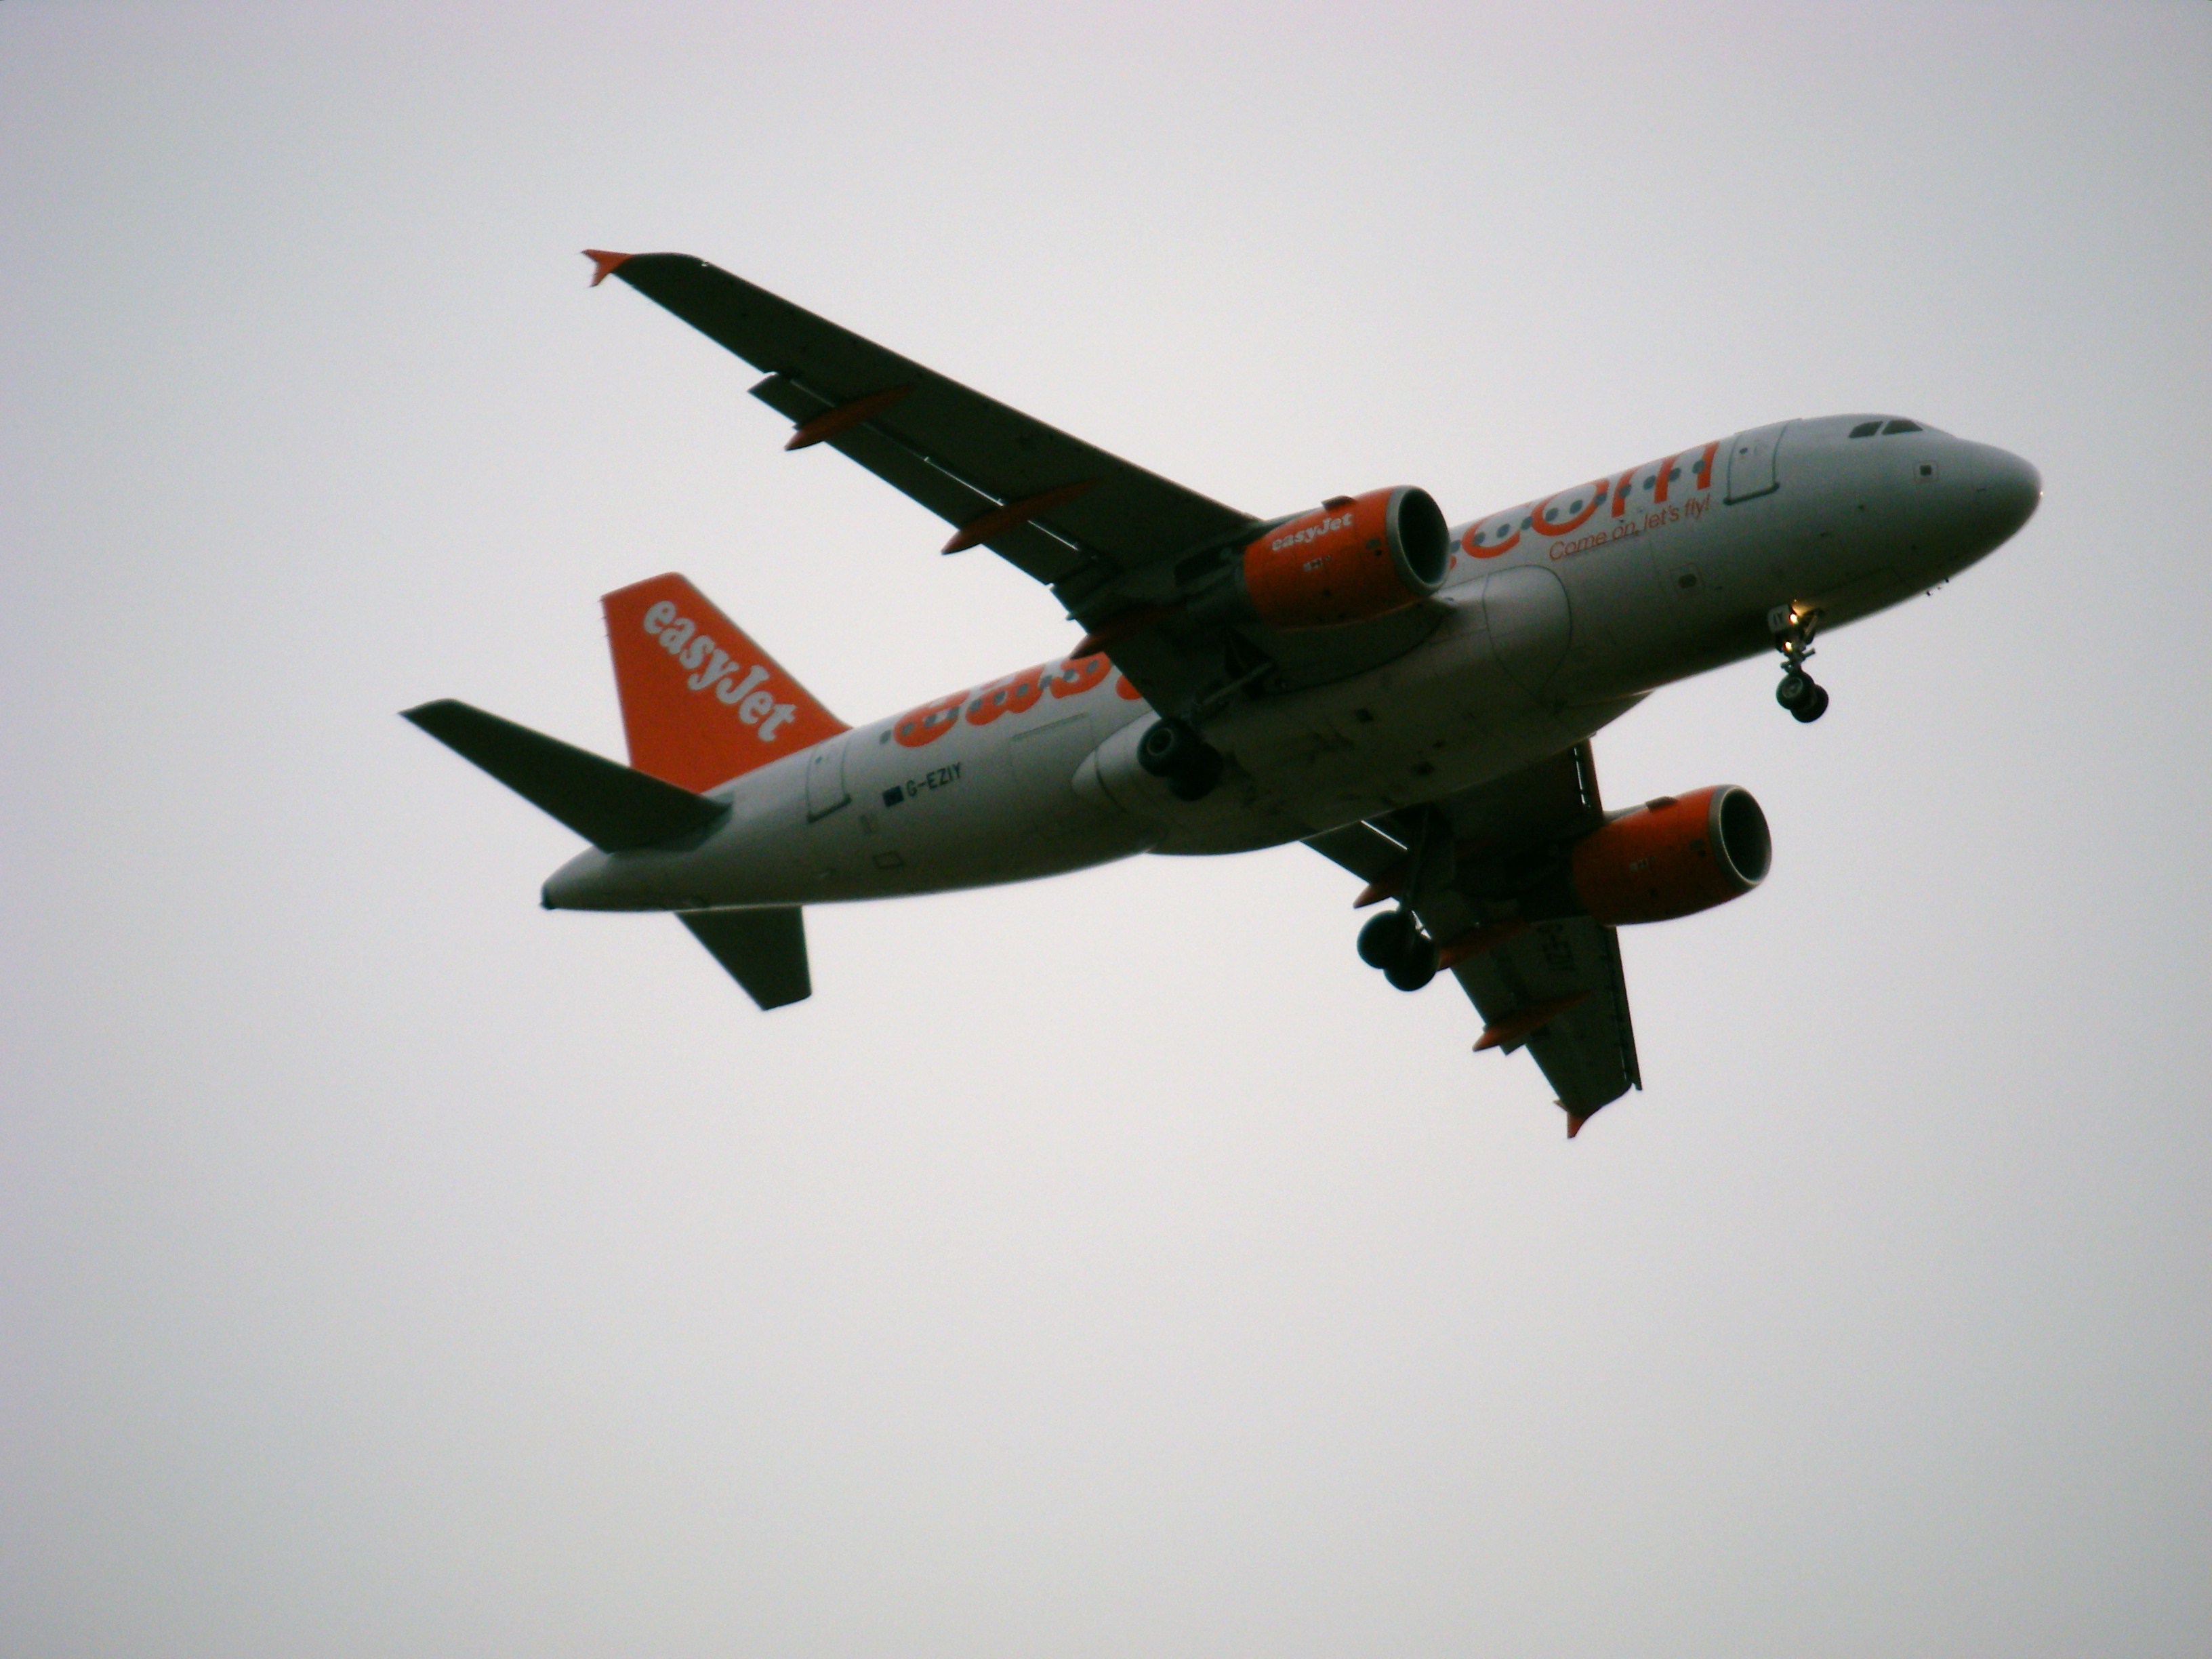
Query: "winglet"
583 249 632 287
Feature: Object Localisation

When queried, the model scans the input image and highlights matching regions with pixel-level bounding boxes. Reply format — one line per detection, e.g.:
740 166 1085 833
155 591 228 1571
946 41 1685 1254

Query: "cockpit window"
1849 419 1882 438
1881 418 1923 434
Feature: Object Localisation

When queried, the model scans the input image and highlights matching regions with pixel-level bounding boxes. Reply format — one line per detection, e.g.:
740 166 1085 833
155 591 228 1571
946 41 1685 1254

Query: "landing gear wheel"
1769 603 1828 724
1357 909 1416 969
1137 716 1201 776
1138 716 1225 802
1384 933 1439 992
1359 910 1438 990
1166 745 1224 801
1778 674 1828 722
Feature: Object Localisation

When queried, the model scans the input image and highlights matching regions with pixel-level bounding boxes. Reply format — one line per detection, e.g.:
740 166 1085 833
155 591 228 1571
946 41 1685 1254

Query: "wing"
1450 917 1640 1135
1307 743 1643 1136
583 251 1434 712
598 255 1252 579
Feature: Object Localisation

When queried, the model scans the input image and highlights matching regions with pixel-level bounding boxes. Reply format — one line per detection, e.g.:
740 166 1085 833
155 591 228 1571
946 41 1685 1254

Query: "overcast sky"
3 3 2209 1656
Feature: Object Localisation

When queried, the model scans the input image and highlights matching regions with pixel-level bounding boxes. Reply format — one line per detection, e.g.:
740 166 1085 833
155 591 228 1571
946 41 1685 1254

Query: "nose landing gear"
1777 674 1829 722
1769 603 1829 723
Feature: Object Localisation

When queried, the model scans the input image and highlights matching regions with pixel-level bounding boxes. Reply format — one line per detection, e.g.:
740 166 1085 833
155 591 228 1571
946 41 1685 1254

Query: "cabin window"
1849 419 1882 438
1881 419 1923 434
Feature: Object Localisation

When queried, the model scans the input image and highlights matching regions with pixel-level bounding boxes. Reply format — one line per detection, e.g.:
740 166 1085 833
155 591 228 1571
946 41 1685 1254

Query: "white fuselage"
544 415 2039 914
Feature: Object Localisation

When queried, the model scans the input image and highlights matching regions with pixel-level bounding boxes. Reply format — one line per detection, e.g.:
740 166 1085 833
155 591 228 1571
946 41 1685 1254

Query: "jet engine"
1193 486 1450 630
1568 785 1771 926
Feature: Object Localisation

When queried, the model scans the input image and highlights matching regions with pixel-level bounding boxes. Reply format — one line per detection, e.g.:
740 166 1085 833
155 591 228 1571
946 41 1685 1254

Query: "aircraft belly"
1553 539 1664 691
1204 598 1641 842
1481 565 1573 697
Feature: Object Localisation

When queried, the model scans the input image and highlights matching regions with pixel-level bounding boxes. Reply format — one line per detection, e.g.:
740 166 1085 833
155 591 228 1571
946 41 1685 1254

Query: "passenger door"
804 732 851 820
1723 421 1788 504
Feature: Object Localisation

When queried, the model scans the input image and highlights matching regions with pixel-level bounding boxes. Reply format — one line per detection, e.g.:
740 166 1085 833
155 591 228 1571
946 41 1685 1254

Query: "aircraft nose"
1967 443 2041 544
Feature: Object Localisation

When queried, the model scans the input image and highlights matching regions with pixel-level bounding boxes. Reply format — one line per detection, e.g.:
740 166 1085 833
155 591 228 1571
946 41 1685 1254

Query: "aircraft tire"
1790 682 1830 723
1385 933 1439 992
1358 910 1415 969
1139 716 1202 777
1166 745 1224 801
1141 716 1225 800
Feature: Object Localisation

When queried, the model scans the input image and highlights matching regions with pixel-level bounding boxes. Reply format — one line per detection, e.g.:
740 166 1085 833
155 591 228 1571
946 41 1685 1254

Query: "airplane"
405 249 2041 1136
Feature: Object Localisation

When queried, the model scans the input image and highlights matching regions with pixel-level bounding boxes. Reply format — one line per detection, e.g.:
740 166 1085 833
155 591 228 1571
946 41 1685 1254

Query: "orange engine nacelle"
1570 785 1772 926
1236 486 1450 629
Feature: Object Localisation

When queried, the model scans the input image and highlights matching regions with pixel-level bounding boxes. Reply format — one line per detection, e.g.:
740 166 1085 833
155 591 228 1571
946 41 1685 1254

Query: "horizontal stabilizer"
403 699 726 851
678 907 811 1009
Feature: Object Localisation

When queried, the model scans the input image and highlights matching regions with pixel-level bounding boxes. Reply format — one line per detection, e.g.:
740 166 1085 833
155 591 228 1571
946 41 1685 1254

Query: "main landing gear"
1353 807 1444 992
1357 907 1439 991
1769 602 1830 723
1137 716 1225 801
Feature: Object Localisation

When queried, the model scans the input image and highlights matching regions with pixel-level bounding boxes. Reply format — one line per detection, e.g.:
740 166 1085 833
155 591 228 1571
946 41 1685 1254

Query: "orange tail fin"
601 573 846 792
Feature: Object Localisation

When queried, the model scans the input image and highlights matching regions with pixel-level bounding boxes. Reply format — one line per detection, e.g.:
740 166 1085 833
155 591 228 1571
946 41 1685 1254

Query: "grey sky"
3 3 2208 1654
